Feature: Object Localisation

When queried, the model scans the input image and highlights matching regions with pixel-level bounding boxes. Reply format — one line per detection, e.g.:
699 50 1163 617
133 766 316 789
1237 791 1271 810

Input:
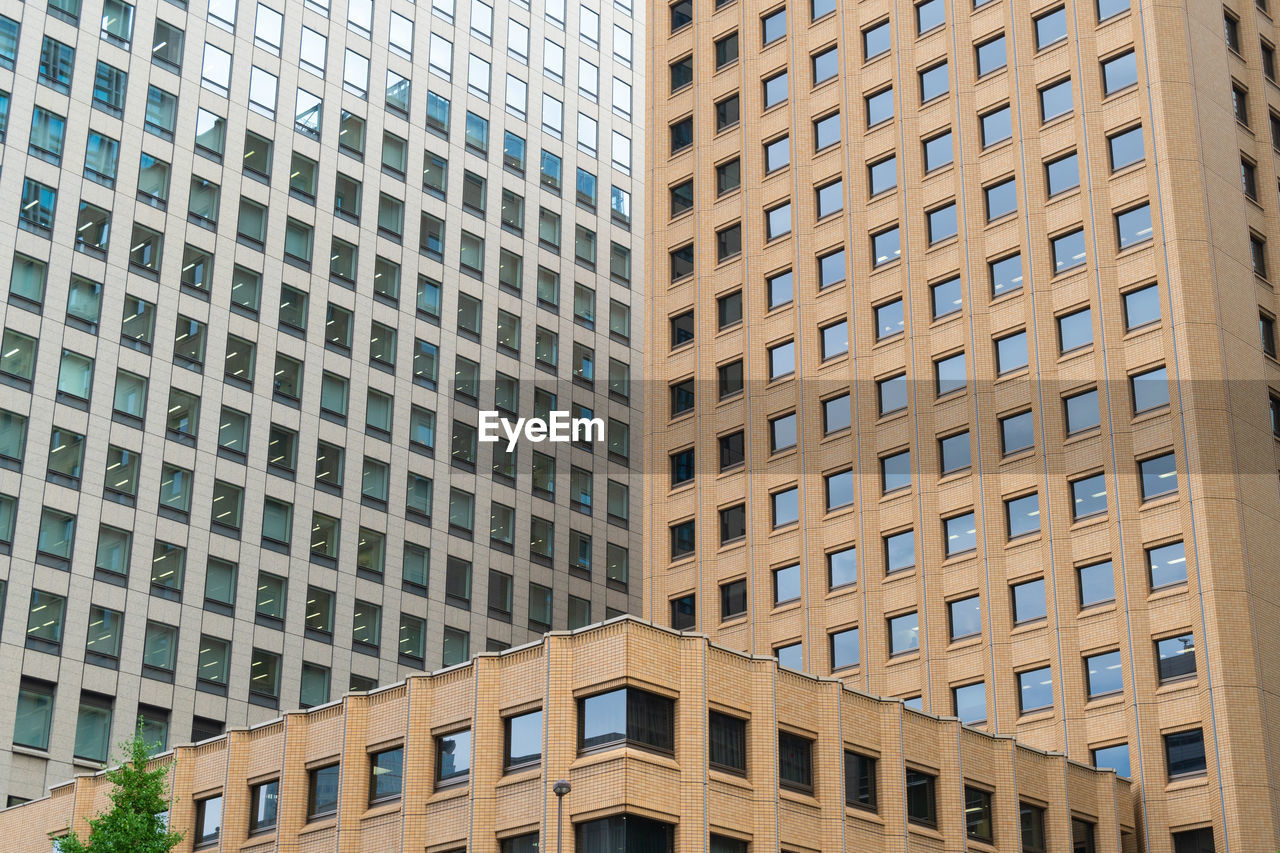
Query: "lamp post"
552 779 571 853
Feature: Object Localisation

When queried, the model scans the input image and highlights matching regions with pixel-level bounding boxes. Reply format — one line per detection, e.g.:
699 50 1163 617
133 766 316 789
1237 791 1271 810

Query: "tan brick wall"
0 619 1131 851
643 0 1280 849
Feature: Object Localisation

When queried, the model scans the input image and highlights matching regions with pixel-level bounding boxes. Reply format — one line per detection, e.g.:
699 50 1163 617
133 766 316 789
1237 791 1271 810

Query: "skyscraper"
645 0 1280 850
0 0 644 804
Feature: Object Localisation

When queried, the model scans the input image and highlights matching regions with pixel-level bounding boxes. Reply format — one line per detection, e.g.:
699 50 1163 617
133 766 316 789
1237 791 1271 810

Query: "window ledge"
1165 774 1209 793
1017 708 1055 724
362 800 402 821
779 786 818 805
299 817 337 837
1155 677 1198 696
845 803 885 825
428 783 471 805
570 745 680 774
947 635 983 652
907 823 946 842
1084 693 1126 712
708 766 752 790
496 765 543 790
1139 494 1180 512
10 745 50 759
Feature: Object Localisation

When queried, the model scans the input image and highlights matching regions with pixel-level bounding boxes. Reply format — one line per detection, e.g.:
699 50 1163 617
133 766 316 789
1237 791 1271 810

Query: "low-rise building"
3 617 1133 852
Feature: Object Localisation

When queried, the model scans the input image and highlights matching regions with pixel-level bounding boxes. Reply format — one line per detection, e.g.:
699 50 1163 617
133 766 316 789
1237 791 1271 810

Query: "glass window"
1091 743 1130 779
88 64 126 120
916 0 943 32
717 578 747 620
1035 7 1067 49
768 341 795 379
95 525 132 578
577 815 672 850
1156 633 1196 682
578 687 675 754
949 596 981 641
1052 229 1087 274
873 226 900 267
1046 152 1080 196
954 682 987 725
436 729 472 783
1005 493 1040 539
1018 666 1054 713
38 37 75 94
935 352 966 396
996 331 1028 375
142 621 177 673
27 590 67 646
866 88 893 127
772 487 800 527
368 747 403 802
18 180 57 235
1148 541 1187 589
1075 560 1115 609
1140 453 1178 499
889 612 919 655
1086 650 1124 697
1064 388 1100 434
1164 729 1206 777
985 178 1017 220
762 6 786 43
976 34 1006 76
830 626 859 669
1109 125 1144 170
981 105 1011 147
73 694 113 762
249 780 279 832
192 788 222 835
919 61 948 101
1040 78 1073 122
1067 473 1107 520
201 42 232 94
846 751 877 811
1012 578 1046 623
774 730 814 791
504 710 542 769
28 107 67 164
205 558 236 608
763 135 790 174
309 765 340 817
965 787 994 841
1117 203 1153 249
250 647 281 699
38 509 76 560
1102 50 1137 94
769 563 801 604
198 635 230 685
945 513 976 556
1130 365 1170 413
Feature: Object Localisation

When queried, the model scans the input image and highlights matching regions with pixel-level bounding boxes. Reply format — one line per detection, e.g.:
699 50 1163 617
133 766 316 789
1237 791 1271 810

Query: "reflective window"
1018 666 1054 713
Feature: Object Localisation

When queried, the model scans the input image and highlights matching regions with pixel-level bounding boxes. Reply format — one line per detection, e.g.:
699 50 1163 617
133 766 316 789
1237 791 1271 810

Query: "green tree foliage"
55 721 184 853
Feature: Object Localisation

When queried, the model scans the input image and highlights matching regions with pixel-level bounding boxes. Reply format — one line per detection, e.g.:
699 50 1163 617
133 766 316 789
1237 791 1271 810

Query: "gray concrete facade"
0 0 644 804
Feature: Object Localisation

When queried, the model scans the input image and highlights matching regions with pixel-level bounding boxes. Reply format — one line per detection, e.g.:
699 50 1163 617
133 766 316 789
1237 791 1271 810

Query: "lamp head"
552 780 571 797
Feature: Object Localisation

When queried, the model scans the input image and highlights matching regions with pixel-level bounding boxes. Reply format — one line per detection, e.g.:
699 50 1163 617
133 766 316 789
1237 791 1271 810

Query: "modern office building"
0 0 645 804
0 617 1135 852
645 0 1279 850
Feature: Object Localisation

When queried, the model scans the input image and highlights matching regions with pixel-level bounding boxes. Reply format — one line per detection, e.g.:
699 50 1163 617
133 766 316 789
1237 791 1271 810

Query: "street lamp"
553 779 571 853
